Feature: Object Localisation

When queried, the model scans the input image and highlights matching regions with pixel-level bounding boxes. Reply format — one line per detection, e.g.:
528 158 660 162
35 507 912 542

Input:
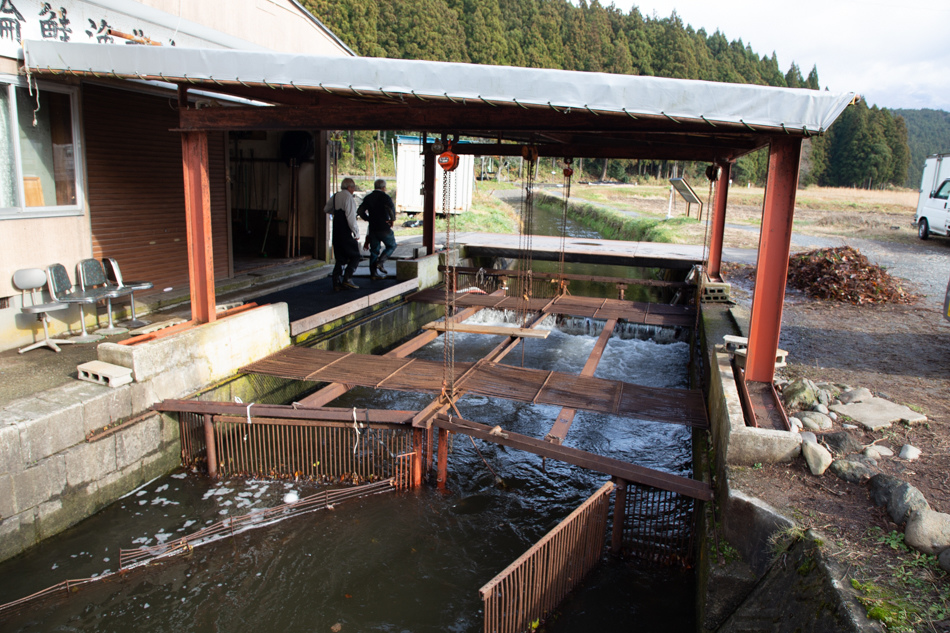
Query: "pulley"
705 164 722 182
438 143 460 172
521 145 539 162
562 157 574 178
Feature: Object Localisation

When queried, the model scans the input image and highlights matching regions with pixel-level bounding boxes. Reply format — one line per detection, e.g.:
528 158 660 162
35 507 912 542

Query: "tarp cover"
23 40 853 133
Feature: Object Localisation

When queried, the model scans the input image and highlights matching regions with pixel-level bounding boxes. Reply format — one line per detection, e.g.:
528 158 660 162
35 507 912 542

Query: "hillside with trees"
304 0 911 189
890 109 950 188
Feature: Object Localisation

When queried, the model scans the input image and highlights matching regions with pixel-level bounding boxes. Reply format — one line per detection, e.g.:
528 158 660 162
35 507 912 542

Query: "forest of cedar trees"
303 0 930 190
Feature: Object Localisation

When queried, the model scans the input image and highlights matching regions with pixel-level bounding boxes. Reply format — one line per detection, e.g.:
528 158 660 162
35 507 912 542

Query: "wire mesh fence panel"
178 412 205 467
213 417 412 484
622 483 696 567
480 481 614 633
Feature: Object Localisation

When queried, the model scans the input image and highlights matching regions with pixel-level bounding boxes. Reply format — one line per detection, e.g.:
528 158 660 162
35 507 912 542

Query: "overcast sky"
609 0 949 111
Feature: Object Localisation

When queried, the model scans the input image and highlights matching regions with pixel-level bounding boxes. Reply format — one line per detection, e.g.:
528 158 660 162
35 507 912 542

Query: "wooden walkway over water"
242 347 708 429
408 289 696 328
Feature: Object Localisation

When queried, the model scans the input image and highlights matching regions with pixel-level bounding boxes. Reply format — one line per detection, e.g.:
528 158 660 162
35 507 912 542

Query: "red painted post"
412 428 424 488
436 428 449 490
707 161 732 281
422 145 436 256
203 414 218 478
181 130 216 323
746 137 802 383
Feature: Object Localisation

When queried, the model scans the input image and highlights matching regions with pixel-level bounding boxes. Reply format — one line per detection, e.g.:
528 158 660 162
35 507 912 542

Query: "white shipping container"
395 136 474 215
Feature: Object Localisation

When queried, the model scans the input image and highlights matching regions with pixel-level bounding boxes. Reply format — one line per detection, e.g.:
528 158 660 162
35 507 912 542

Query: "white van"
914 153 950 239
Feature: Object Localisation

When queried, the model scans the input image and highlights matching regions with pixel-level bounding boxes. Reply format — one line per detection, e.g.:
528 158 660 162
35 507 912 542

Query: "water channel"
0 193 697 632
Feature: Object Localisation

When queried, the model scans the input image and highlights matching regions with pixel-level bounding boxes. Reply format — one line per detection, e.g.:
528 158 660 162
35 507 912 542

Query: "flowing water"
0 200 696 632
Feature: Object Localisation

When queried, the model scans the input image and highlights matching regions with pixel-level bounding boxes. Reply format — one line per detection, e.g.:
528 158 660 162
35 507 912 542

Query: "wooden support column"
181 130 216 323
315 130 331 262
746 137 802 383
203 414 218 478
436 428 449 490
707 161 732 281
611 478 627 554
422 144 436 256
412 427 425 488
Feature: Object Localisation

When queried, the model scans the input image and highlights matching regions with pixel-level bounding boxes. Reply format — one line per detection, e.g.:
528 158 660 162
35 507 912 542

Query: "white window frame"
0 75 84 220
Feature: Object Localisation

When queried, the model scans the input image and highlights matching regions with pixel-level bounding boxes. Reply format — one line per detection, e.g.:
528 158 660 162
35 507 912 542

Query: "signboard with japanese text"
0 0 229 60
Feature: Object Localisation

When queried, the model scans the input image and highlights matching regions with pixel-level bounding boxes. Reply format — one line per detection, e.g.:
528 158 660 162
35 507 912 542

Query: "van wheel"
918 218 930 240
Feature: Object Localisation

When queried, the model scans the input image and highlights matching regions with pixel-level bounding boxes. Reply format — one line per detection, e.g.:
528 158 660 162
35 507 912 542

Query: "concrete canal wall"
0 304 291 563
698 303 882 632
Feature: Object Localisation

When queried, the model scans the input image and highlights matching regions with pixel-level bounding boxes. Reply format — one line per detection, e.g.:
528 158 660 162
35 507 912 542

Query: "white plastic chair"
13 268 76 353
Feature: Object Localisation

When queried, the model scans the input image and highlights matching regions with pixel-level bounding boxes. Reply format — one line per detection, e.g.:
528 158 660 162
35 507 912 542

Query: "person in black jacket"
357 179 397 280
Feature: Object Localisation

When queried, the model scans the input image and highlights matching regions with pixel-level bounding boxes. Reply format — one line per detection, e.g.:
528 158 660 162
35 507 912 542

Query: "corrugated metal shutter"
83 85 229 298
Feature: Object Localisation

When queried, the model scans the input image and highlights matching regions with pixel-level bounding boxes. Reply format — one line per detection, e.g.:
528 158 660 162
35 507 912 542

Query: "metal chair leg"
72 304 103 343
97 297 128 335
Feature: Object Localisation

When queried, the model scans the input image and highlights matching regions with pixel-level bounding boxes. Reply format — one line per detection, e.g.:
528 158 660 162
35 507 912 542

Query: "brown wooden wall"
83 85 229 297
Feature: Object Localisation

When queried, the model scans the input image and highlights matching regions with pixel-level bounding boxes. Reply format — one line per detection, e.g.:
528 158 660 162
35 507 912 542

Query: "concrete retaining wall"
0 303 291 563
699 304 880 632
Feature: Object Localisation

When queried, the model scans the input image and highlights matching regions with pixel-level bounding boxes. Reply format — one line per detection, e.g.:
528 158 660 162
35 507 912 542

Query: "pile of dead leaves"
786 246 915 304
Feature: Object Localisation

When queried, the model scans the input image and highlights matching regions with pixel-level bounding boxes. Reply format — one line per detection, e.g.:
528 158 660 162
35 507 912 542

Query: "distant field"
567 183 920 247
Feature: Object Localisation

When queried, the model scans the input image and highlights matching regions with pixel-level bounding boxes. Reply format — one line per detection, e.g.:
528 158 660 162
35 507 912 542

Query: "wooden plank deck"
408 289 696 328
447 232 705 270
242 347 708 428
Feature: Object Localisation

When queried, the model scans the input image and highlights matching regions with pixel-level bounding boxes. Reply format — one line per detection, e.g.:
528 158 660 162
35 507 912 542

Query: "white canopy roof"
23 40 853 135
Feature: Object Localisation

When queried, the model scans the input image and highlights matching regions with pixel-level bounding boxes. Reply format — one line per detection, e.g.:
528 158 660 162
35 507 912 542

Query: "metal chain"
557 163 573 295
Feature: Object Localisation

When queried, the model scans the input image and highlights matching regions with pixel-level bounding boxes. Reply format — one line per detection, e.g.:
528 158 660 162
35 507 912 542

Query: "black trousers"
332 234 361 284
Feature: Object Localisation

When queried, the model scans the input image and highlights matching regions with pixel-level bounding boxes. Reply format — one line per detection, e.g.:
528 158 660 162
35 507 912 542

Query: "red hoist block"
438 150 459 172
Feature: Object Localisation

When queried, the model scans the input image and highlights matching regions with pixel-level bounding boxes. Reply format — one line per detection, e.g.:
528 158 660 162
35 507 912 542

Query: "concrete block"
99 305 290 386
728 428 802 465
64 436 117 488
13 457 66 513
115 416 163 470
15 403 85 465
722 486 795 577
80 387 133 437
0 474 14 519
160 413 180 445
396 251 447 288
0 425 21 476
97 462 145 502
0 513 37 563
77 361 133 388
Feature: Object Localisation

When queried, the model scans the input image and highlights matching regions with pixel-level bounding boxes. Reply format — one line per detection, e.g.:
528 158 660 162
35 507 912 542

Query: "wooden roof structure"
22 39 856 404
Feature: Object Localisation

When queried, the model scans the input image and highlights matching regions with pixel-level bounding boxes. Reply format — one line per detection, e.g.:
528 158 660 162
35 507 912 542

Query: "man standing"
324 177 361 290
357 178 397 280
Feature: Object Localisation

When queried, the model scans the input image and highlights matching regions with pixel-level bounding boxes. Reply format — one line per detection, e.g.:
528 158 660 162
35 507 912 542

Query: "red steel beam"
745 137 802 383
181 130 216 323
707 161 732 281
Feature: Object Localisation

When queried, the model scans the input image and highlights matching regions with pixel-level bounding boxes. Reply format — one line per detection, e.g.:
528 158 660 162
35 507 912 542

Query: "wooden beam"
440 266 692 289
423 145 436 255
545 318 617 444
315 130 331 262
181 130 216 323
422 322 551 339
435 414 713 501
746 136 802 383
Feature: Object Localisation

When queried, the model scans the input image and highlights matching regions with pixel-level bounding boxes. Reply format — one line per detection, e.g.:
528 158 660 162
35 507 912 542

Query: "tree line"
304 0 912 189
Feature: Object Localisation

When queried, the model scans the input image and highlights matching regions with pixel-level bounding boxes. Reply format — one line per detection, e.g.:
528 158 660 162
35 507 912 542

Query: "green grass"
536 193 692 243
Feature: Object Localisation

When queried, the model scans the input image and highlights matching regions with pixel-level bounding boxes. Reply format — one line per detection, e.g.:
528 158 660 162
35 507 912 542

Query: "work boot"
376 262 389 275
370 267 387 281
342 278 359 290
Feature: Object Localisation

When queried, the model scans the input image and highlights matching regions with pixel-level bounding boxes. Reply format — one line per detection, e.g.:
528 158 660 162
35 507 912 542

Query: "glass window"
0 81 82 218
935 181 950 201
0 88 17 208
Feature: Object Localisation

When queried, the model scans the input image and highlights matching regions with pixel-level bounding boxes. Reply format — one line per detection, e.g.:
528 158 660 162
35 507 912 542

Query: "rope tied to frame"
352 407 362 455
